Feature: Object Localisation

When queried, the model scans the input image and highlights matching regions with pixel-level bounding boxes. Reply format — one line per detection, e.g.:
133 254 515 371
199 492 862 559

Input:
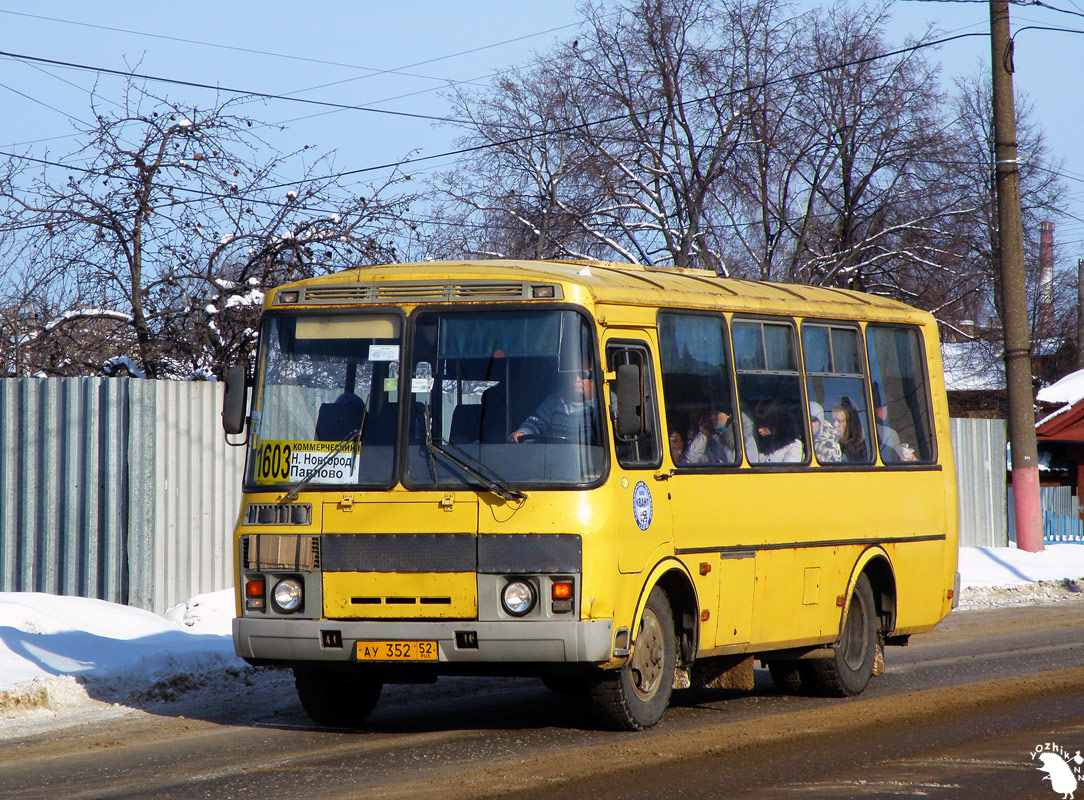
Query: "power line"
259 29 992 190
0 49 467 125
0 8 583 88
12 25 1084 241
1030 0 1084 20
0 80 84 125
0 26 992 191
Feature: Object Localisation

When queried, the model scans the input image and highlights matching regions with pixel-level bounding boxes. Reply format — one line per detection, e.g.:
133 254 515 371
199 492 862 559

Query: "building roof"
941 341 1004 392
1035 369 1084 440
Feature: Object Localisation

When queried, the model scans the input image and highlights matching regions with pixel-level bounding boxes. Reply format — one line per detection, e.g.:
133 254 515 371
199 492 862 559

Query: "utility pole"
1077 258 1084 370
990 1 1043 551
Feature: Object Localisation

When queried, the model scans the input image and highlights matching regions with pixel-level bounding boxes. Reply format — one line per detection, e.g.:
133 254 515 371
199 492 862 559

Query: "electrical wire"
0 8 583 87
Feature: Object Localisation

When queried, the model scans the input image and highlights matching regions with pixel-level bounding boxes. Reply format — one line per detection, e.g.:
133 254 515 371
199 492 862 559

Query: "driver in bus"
508 369 597 444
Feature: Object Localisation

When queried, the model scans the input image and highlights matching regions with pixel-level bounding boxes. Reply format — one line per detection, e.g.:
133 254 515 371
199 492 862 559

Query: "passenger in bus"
682 410 731 464
809 401 841 463
753 399 803 463
832 397 868 462
668 428 687 464
872 388 916 463
508 369 598 444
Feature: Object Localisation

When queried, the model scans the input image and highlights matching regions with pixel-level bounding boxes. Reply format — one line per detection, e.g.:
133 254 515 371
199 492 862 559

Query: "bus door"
605 337 672 575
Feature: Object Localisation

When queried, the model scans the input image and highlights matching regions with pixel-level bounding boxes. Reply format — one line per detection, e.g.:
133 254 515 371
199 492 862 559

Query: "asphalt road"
3 602 1084 800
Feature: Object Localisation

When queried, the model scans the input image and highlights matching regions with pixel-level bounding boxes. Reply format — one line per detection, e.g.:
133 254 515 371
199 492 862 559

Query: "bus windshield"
405 308 605 490
247 313 402 489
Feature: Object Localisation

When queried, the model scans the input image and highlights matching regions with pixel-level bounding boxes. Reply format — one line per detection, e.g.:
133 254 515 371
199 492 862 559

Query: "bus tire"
293 666 382 728
767 660 809 695
591 586 675 730
808 573 878 697
541 675 590 696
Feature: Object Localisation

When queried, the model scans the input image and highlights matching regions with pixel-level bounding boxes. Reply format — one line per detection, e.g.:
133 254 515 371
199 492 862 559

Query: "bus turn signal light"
245 576 266 612
551 579 574 613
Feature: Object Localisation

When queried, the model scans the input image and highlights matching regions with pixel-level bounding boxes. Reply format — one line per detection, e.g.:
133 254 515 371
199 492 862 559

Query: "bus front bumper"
233 617 614 665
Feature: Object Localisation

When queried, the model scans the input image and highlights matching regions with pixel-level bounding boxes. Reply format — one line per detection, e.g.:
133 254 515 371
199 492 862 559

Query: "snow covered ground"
2 544 1084 736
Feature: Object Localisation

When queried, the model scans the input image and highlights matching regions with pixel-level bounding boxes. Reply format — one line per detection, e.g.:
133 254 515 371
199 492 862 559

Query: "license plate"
356 640 438 661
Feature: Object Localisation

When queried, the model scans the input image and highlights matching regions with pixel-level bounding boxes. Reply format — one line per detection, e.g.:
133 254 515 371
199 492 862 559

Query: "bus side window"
657 312 739 467
607 343 661 469
866 325 935 463
801 323 873 465
733 319 807 465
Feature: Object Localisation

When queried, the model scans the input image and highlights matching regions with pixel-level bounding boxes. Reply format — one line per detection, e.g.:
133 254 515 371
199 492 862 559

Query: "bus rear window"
866 325 935 464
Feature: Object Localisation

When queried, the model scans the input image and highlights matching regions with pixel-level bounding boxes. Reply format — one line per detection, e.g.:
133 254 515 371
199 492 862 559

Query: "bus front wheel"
808 573 878 697
293 666 383 728
591 586 675 730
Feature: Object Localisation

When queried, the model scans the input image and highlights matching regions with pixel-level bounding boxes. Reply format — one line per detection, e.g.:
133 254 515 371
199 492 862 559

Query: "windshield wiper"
283 416 365 501
423 406 525 502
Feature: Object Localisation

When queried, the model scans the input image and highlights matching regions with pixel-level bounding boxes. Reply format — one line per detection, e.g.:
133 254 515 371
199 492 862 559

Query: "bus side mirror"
615 363 644 438
222 364 249 435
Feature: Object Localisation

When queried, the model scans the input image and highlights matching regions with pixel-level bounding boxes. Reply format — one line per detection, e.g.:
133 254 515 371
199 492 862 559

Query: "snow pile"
957 544 1084 610
0 589 241 727
2 545 1084 730
1036 368 1084 406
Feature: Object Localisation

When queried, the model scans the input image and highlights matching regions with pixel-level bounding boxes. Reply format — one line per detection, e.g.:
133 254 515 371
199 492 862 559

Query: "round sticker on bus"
632 481 653 531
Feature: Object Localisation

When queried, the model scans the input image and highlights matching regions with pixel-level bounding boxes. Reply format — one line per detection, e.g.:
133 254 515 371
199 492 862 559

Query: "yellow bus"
222 259 958 730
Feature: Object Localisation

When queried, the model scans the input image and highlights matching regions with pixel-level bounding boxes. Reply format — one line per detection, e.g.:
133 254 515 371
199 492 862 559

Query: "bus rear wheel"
808 573 878 697
591 586 675 730
293 666 383 728
767 660 813 695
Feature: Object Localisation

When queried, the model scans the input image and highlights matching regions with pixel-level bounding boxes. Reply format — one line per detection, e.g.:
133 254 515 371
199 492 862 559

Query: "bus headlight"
272 577 304 613
501 579 536 617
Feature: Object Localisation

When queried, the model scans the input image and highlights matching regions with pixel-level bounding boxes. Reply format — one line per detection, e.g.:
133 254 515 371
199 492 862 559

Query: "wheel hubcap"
841 593 869 670
630 608 665 700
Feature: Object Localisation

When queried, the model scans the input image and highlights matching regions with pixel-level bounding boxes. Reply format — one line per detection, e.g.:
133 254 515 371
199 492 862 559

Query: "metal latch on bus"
440 493 455 510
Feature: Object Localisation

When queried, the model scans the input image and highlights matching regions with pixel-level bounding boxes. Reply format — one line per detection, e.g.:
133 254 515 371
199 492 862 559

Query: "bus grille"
242 534 321 571
244 503 312 526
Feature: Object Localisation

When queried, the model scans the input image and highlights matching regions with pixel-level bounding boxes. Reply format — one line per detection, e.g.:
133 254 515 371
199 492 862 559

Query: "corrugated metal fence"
950 418 1009 548
0 378 244 613
955 417 1084 547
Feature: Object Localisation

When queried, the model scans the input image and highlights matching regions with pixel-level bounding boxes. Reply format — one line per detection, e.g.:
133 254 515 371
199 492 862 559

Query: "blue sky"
2 1 1082 263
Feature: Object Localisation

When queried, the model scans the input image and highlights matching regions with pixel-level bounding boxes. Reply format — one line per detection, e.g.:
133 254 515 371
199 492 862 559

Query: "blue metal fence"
1044 510 1084 543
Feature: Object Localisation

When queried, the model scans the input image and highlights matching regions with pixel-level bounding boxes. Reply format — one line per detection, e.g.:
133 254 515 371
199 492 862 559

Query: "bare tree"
431 50 621 261
437 0 746 271
572 0 744 270
779 3 958 293
941 72 1064 334
712 0 810 281
0 81 413 378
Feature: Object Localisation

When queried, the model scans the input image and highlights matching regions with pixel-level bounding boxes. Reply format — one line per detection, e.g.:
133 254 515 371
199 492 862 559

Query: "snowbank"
0 590 234 692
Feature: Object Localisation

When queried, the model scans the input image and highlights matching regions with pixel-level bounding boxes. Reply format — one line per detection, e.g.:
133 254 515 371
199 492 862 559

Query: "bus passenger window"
801 324 872 465
866 326 935 464
733 319 807 465
658 313 739 467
